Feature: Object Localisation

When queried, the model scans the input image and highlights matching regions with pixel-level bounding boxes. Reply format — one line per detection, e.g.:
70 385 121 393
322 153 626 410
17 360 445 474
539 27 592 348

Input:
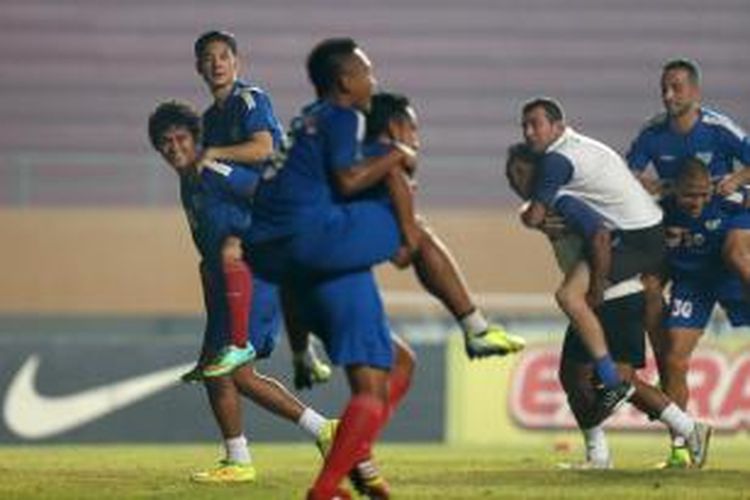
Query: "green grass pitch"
1 436 748 499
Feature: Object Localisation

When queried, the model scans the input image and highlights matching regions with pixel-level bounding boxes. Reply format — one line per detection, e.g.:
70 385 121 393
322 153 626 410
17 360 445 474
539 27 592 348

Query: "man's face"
522 107 563 153
661 68 700 119
157 126 198 172
197 40 239 90
506 157 535 200
341 48 377 111
675 175 711 218
389 106 420 150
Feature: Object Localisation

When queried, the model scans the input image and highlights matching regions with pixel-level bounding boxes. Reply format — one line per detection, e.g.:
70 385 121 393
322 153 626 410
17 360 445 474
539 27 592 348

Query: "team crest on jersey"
705 218 721 231
692 233 706 246
695 152 713 165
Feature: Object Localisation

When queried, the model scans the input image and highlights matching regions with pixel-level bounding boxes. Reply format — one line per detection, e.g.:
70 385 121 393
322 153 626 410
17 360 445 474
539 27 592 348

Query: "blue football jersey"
202 80 285 170
627 107 750 182
662 195 750 291
251 100 366 242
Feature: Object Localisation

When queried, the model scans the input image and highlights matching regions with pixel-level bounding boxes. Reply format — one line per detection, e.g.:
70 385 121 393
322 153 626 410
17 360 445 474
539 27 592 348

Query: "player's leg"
555 261 629 399
280 285 332 390
202 240 255 377
657 279 714 466
723 228 750 294
642 272 669 381
558 351 611 469
303 270 394 499
622 365 711 468
411 221 525 358
191 375 256 483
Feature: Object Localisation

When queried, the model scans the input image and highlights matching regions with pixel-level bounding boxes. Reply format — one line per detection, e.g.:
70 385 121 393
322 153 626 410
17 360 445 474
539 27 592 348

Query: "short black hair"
194 30 238 60
306 37 358 98
366 92 412 142
662 58 701 86
522 97 565 123
505 142 540 199
147 100 202 150
675 157 710 185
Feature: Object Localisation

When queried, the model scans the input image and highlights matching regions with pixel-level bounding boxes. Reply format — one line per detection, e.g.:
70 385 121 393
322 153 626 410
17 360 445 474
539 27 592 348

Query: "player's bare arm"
200 130 274 168
333 148 414 197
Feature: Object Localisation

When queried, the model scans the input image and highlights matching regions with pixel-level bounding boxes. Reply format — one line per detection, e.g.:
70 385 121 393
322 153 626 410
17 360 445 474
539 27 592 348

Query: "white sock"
298 407 327 439
659 403 695 438
460 309 489 336
583 425 609 463
225 434 251 463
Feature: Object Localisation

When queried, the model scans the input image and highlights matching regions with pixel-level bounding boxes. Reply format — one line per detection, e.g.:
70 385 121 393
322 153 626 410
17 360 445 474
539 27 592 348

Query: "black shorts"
561 291 646 368
610 223 665 282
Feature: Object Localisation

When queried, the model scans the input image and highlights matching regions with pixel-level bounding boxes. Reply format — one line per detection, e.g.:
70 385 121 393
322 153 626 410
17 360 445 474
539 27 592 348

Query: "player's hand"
716 173 741 197
196 148 218 172
539 213 567 239
637 174 663 197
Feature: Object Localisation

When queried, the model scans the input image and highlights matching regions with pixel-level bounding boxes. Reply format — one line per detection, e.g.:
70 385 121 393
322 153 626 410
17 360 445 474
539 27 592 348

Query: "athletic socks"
298 407 328 439
594 354 620 388
223 259 252 348
659 403 695 438
459 308 489 336
582 425 609 463
386 369 412 421
311 395 386 496
225 434 251 463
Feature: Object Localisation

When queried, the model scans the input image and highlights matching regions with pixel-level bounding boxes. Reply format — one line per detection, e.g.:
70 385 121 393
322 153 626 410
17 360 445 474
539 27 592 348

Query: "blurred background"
0 0 748 444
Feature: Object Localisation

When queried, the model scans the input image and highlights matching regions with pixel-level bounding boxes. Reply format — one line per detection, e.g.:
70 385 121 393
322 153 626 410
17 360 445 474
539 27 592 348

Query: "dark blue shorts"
288 269 393 370
667 278 750 330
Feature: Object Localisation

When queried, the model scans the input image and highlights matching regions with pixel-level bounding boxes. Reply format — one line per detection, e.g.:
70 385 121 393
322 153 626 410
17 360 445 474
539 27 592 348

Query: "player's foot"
294 346 333 390
349 457 390 499
593 381 635 423
306 487 352 500
315 419 339 457
557 457 613 470
686 422 712 469
464 324 526 359
180 364 203 384
190 459 256 483
655 446 692 469
202 345 255 378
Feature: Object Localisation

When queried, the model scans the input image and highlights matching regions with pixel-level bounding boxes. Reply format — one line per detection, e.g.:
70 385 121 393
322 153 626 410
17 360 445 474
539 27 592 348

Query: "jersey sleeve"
531 152 574 205
716 119 750 166
325 108 365 171
238 88 281 138
204 161 261 198
725 205 750 231
626 128 653 173
553 195 606 239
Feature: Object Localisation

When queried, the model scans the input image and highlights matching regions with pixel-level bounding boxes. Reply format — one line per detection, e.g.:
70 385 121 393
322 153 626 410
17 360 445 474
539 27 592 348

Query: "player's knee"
221 236 244 264
664 351 689 376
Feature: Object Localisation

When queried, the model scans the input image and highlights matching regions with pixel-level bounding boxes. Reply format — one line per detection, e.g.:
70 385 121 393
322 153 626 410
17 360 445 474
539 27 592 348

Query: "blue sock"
594 355 620 388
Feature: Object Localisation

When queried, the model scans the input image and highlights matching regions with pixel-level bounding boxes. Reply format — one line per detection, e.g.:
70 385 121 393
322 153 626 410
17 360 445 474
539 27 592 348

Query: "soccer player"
148 100 336 483
519 97 665 418
506 145 712 469
657 158 750 468
193 29 331 385
627 58 750 197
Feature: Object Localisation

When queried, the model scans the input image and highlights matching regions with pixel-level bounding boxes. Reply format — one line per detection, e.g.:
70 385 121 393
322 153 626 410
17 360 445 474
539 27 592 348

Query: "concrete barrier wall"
2 208 562 315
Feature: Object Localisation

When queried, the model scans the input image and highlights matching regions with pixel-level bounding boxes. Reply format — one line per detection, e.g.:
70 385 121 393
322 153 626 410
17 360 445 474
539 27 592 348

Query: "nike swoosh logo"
2 355 194 439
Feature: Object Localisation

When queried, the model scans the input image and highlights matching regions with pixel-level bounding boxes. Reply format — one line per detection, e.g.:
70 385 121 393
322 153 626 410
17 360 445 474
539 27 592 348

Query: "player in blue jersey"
627 58 750 197
657 158 750 468
506 144 712 469
519 97 666 420
193 30 331 388
148 101 336 484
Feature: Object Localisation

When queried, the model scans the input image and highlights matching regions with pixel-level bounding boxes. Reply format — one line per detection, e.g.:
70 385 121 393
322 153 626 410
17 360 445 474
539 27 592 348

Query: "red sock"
312 394 386 496
223 260 252 348
355 369 413 460
386 369 412 421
